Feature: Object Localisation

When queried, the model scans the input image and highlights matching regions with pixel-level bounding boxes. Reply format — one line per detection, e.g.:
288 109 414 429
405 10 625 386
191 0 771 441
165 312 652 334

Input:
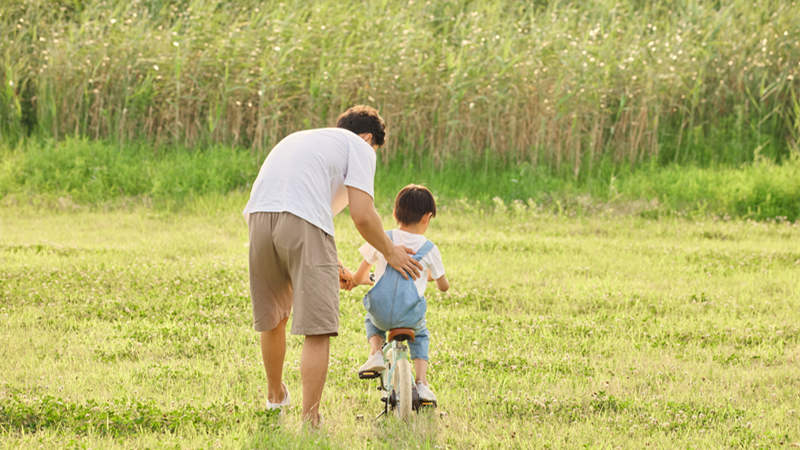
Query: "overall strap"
386 230 393 241
413 240 434 261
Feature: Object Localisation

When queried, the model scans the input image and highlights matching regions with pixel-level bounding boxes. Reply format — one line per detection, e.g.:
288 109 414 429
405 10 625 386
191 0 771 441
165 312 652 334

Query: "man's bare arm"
347 186 422 279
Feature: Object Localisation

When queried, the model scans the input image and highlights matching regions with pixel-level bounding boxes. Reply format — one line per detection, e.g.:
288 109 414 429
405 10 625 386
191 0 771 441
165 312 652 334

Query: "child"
352 184 449 402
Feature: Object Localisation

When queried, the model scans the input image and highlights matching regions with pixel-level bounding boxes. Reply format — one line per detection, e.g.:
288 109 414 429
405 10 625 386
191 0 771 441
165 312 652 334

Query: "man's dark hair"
336 105 386 146
394 184 436 225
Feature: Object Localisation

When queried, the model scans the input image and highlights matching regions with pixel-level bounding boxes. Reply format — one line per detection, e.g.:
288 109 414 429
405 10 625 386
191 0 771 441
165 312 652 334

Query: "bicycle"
359 327 437 420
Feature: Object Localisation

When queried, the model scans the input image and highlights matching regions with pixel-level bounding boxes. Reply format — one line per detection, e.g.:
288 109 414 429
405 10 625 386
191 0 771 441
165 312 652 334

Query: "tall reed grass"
1 0 799 172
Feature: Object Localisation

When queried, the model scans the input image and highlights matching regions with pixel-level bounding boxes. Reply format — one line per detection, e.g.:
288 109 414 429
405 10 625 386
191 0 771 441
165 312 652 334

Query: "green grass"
2 137 799 221
0 138 256 203
1 202 799 448
2 0 798 167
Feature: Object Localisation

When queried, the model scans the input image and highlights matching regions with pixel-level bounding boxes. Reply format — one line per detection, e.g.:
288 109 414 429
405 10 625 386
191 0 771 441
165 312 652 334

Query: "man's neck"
398 223 426 235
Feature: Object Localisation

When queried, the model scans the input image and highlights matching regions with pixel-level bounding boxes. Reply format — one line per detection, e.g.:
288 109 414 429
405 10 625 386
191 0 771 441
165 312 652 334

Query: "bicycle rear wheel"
393 358 413 420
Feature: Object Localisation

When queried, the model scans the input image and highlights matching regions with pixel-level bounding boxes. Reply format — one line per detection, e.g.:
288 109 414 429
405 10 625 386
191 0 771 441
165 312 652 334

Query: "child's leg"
413 359 428 384
408 324 430 383
368 334 385 355
359 315 387 374
364 315 386 354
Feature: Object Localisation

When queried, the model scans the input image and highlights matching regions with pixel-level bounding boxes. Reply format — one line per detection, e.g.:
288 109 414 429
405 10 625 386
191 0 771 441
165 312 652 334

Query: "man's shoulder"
312 127 363 141
284 127 358 144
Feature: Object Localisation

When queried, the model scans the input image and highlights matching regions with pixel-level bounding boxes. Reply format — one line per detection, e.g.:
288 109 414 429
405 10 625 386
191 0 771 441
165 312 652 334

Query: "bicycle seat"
388 328 415 342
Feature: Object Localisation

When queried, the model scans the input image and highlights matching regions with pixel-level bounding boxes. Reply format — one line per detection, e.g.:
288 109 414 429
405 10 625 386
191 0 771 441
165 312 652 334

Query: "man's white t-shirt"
243 128 376 236
359 229 445 297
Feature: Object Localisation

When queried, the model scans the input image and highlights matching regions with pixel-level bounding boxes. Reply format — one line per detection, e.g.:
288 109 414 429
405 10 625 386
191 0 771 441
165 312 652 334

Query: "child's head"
393 184 436 226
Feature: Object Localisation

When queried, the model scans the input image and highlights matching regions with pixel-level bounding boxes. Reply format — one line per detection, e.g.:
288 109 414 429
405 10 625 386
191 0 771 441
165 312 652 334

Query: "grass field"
3 1 798 447
2 198 799 448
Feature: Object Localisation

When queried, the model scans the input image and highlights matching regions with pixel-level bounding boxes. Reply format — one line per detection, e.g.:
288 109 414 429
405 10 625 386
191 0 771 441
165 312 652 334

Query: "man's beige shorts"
248 212 339 335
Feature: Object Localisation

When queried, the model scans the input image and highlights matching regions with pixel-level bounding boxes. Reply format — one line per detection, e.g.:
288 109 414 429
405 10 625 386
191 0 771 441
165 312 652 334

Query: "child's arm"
434 275 449 292
353 260 375 286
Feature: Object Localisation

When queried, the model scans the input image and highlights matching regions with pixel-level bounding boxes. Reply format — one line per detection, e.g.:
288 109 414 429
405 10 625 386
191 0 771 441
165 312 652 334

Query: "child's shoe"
358 351 385 377
415 381 437 402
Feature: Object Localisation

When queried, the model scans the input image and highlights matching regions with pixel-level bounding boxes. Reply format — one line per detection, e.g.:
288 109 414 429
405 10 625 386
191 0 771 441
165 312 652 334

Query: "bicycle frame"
373 338 406 419
360 332 435 420
380 339 407 409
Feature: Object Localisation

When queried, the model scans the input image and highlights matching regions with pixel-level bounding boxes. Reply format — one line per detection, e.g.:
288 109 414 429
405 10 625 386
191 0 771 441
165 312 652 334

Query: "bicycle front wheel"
393 358 413 420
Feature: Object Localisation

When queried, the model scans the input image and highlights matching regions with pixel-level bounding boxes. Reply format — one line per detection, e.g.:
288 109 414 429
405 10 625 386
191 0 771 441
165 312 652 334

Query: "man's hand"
338 263 356 290
385 244 423 280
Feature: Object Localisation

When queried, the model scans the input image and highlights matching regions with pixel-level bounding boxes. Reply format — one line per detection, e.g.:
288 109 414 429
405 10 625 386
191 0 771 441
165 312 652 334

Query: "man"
243 105 422 427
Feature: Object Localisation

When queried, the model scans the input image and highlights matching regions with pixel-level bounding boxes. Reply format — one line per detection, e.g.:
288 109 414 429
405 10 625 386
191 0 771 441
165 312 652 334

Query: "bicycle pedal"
358 370 381 379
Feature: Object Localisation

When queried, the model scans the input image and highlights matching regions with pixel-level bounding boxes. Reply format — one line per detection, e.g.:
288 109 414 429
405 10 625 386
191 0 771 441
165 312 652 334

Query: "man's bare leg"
301 334 330 426
260 317 288 403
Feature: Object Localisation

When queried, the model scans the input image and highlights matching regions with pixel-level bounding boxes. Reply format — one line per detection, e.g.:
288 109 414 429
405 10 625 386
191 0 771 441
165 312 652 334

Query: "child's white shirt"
358 229 445 297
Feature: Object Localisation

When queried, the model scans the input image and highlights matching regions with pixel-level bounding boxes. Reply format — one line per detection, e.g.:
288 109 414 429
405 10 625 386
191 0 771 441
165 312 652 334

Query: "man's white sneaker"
266 382 290 410
358 351 386 375
416 382 437 402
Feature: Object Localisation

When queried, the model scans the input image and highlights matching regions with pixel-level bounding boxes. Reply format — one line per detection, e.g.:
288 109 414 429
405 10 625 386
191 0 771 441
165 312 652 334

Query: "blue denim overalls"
362 231 433 360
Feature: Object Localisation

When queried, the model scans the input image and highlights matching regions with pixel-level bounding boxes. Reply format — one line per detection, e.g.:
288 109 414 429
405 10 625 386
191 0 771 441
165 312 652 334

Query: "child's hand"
338 264 356 290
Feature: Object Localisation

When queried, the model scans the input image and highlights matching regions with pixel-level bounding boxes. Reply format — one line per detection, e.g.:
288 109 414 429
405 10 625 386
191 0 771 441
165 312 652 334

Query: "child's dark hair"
336 105 386 146
394 184 436 225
